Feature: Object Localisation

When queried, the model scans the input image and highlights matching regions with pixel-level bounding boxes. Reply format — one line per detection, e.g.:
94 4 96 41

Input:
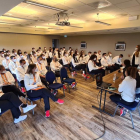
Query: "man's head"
119 54 123 59
4 54 10 60
20 59 26 67
37 56 42 64
0 51 4 57
10 56 16 62
102 53 107 58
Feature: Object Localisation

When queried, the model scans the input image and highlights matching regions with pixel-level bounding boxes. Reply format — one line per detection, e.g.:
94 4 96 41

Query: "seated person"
96 50 102 66
2 54 11 71
9 56 19 79
0 65 26 98
50 56 62 77
101 53 115 73
62 51 71 72
113 54 123 70
0 51 5 65
72 54 89 78
24 51 28 60
85 51 92 63
27 54 34 64
40 54 48 67
88 55 105 76
15 59 28 93
36 56 48 88
17 53 29 65
32 51 38 63
0 92 36 123
110 67 137 116
24 64 64 118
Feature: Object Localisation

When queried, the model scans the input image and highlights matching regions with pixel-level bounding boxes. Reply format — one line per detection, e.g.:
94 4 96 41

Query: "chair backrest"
60 67 68 82
46 71 56 84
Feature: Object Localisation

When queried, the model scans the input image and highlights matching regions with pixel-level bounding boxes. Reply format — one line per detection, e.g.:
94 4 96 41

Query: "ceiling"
0 0 140 35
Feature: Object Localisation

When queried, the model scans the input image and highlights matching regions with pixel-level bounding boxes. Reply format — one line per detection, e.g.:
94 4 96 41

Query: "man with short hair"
113 54 123 69
2 54 11 71
15 59 28 93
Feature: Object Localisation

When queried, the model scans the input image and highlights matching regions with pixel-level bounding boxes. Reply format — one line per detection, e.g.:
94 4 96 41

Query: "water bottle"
113 74 116 82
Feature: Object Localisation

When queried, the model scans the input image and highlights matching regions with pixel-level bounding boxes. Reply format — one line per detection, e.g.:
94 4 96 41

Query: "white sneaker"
14 115 27 124
22 104 37 113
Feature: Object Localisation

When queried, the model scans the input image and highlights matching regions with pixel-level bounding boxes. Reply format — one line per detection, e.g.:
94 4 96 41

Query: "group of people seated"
0 45 140 123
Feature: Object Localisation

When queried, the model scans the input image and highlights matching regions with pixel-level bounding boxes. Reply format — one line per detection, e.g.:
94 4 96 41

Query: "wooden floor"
0 72 140 140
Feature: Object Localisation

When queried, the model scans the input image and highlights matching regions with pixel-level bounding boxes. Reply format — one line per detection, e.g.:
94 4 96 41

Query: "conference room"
0 0 140 140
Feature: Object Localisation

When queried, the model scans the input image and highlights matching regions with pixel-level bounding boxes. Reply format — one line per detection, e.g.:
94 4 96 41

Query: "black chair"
46 71 65 96
60 67 76 93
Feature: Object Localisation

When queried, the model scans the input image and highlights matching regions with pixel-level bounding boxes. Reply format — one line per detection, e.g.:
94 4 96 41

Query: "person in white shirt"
24 51 28 60
12 49 19 59
113 54 123 69
50 56 62 77
38 47 42 55
24 64 64 118
9 56 19 79
2 54 11 71
40 54 48 67
72 54 89 78
30 48 36 55
2 48 6 54
110 67 137 116
62 51 71 72
0 65 26 98
36 56 48 88
67 47 72 54
79 52 87 64
96 50 102 66
93 51 97 56
0 51 5 65
88 55 105 76
15 59 28 92
32 51 38 63
68 51 73 63
86 52 92 63
101 53 115 73
6 50 11 56
61 47 65 56
129 45 140 68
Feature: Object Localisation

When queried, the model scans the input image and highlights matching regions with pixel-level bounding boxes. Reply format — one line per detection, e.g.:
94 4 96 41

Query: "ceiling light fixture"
24 0 64 11
3 15 37 21
35 30 49 32
95 21 111 26
95 13 111 26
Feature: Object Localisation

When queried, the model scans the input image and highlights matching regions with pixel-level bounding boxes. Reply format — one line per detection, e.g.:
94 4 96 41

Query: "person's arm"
24 74 38 90
36 73 43 86
7 71 15 84
118 80 126 92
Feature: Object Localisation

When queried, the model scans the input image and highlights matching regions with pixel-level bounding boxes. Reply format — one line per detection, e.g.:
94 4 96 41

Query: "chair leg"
31 101 34 115
112 105 119 117
129 111 134 129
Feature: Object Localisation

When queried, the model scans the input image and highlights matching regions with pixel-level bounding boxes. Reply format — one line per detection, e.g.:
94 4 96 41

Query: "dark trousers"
90 69 105 76
2 85 25 97
0 92 22 119
110 94 132 106
106 66 115 73
75 64 86 73
27 88 58 111
40 77 49 89
63 64 71 72
18 80 25 87
55 71 60 77
115 64 122 70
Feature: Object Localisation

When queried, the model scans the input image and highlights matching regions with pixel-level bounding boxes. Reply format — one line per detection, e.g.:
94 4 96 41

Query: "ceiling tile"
115 0 139 9
123 5 140 12
108 0 131 4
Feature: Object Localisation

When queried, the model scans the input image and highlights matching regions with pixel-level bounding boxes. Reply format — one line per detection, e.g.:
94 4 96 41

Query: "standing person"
113 54 123 70
129 45 140 68
2 54 11 71
15 59 28 93
24 64 64 117
0 92 36 123
88 55 105 76
0 65 26 98
110 67 137 116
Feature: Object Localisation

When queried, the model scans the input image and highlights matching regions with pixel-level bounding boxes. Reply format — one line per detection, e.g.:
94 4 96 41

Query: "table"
92 70 122 116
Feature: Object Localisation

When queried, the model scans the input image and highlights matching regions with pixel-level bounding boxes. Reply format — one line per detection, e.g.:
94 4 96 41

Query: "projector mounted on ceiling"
55 13 83 28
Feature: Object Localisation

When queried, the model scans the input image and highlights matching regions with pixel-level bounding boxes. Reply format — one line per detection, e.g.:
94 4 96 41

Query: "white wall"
0 33 59 53
59 33 140 59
